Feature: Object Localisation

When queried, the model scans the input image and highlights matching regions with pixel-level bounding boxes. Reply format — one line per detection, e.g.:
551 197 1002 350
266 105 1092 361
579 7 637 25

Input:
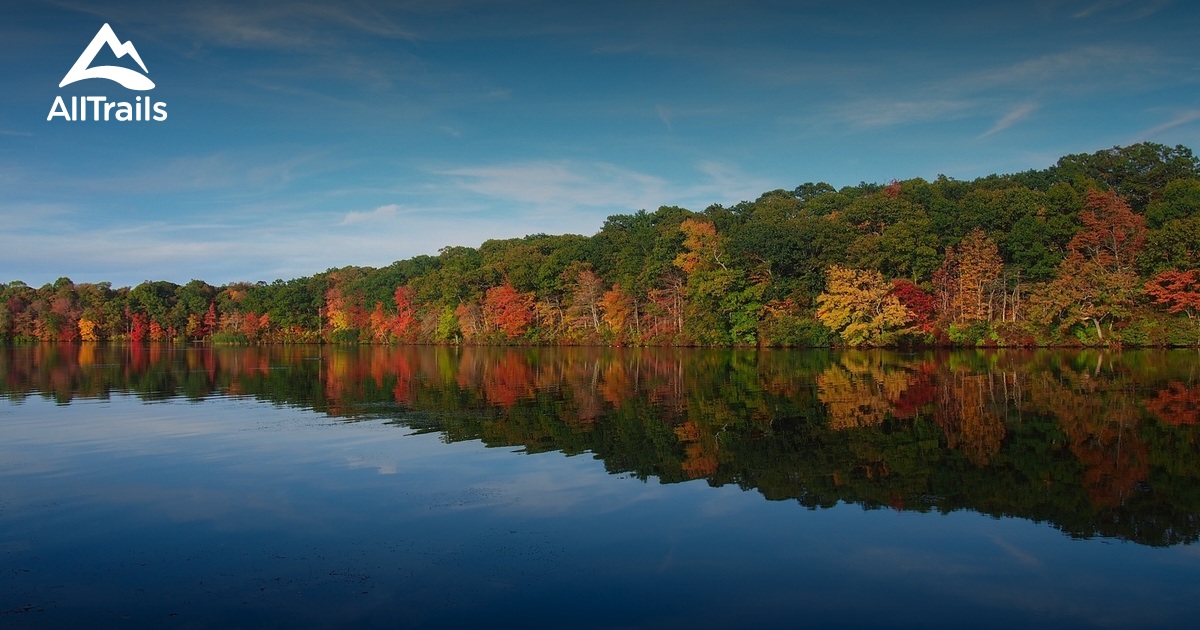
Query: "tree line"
3 142 1200 347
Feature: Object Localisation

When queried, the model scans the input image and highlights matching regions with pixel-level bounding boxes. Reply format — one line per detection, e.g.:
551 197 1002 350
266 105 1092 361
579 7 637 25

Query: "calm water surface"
2 345 1199 627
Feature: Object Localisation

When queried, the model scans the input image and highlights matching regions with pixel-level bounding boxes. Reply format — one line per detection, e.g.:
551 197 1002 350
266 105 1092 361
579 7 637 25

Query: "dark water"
2 344 1199 627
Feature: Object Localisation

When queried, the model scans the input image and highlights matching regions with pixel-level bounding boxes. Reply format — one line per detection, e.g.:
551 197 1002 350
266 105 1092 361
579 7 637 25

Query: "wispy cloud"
339 203 401 226
690 161 774 206
656 104 673 131
436 161 670 215
0 192 571 287
829 99 977 129
184 2 416 50
67 152 320 196
968 45 1167 92
435 159 773 219
979 103 1039 138
1069 0 1172 21
1138 110 1200 138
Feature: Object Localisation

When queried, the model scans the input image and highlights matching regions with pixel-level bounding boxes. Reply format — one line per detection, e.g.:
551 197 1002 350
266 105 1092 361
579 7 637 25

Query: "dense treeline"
4 142 1200 347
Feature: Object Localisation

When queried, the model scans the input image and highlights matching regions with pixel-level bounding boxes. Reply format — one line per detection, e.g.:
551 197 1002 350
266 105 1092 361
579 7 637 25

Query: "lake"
2 344 1199 627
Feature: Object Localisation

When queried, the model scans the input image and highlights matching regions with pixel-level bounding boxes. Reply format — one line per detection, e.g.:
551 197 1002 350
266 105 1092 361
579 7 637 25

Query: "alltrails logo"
47 23 167 122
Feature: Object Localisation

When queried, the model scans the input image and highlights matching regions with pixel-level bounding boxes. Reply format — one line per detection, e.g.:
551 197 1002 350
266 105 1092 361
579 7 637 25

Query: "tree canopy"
4 142 1199 348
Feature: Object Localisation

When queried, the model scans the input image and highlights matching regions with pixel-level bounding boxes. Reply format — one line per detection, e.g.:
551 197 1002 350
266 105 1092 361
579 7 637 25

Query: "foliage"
816 266 914 347
1144 269 1200 320
3 142 1199 348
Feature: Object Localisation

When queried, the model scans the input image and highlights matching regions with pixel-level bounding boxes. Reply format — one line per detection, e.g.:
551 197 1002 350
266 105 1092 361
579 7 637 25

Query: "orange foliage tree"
932 228 1003 324
393 286 418 340
78 317 99 342
483 283 535 339
600 284 635 339
368 302 391 343
1032 191 1146 340
566 267 606 333
673 218 727 273
1144 269 1200 320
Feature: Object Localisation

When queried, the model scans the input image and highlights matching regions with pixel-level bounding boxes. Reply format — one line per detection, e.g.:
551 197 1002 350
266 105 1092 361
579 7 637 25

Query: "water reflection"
3 344 1200 546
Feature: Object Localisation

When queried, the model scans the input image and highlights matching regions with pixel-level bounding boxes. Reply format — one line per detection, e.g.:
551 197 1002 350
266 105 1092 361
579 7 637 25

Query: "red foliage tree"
483 283 535 339
1144 269 1200 320
242 312 265 340
1069 190 1146 273
367 302 391 343
393 286 418 340
129 312 149 342
203 302 218 337
891 278 936 333
883 179 902 199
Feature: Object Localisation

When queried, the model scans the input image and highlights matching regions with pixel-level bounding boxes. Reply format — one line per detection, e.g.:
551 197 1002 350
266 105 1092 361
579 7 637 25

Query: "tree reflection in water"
3 344 1200 546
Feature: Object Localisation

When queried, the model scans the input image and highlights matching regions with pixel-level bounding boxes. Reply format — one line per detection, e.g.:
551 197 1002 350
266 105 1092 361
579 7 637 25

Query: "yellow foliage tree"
673 218 727 273
816 266 913 347
78 317 99 342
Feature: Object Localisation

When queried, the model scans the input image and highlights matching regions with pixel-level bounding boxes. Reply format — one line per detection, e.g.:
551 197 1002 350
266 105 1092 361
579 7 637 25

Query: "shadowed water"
2 344 1199 627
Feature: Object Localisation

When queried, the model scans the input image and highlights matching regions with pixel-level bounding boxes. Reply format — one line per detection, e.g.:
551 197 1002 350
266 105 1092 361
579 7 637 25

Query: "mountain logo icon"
59 23 155 91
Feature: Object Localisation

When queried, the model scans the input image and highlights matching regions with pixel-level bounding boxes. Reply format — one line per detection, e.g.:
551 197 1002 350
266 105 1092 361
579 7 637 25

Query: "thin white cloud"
656 104 673 131
691 161 774 206
969 45 1165 92
830 99 977 129
436 161 670 214
1073 0 1128 18
435 159 773 219
810 43 1175 135
0 203 77 230
339 203 401 226
1070 0 1172 21
55 152 321 197
1138 110 1200 138
979 103 1039 138
0 197 563 287
184 2 416 50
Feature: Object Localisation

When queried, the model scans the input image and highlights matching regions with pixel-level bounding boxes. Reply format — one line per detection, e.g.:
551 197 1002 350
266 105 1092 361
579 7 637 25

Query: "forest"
3 142 1200 348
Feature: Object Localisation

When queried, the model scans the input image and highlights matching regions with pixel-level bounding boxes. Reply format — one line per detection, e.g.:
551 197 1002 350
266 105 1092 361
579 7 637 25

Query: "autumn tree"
483 283 535 339
392 286 418 340
816 266 913 347
933 228 1003 324
368 302 392 343
891 278 936 334
565 266 606 333
1144 269 1200 321
241 312 268 341
673 218 727 273
1031 251 1141 341
204 303 219 338
324 285 352 333
600 284 635 339
1069 190 1146 273
129 311 149 342
455 302 484 341
1031 191 1146 341
78 316 99 342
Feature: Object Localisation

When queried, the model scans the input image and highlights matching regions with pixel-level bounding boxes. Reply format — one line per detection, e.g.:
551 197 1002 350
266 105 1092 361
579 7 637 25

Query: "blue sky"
2 0 1198 288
